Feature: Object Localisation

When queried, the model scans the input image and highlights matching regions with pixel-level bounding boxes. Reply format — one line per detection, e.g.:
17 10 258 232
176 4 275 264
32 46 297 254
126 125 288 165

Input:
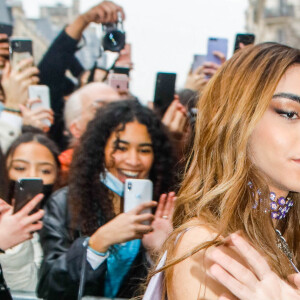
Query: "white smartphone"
124 179 153 214
28 85 51 127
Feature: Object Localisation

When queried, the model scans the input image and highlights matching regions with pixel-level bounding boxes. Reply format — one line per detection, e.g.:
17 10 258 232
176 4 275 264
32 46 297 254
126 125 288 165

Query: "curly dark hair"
69 100 177 235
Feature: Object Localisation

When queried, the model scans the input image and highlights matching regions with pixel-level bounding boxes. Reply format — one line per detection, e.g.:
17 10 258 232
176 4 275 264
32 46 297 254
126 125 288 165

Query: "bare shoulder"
167 223 230 300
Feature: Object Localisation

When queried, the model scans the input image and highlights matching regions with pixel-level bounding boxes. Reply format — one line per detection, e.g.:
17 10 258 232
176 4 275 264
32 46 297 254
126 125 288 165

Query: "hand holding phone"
191 54 206 73
234 33 255 52
27 85 52 128
0 194 44 251
9 38 33 70
206 37 228 65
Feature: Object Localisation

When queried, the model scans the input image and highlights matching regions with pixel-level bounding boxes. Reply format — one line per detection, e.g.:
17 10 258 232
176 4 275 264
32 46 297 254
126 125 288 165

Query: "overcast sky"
21 0 249 102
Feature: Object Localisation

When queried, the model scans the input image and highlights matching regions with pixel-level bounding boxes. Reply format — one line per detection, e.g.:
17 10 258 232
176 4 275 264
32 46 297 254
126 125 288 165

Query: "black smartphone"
9 38 33 69
0 23 13 37
234 33 255 52
153 72 176 116
113 66 130 76
13 178 43 214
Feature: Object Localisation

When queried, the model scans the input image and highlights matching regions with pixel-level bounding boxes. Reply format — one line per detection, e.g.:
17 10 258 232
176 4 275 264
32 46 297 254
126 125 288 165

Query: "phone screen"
153 72 176 117
13 178 43 214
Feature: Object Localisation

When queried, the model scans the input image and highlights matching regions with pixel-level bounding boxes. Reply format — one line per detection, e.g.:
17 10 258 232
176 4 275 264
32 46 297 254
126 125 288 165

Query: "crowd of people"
1 1 300 299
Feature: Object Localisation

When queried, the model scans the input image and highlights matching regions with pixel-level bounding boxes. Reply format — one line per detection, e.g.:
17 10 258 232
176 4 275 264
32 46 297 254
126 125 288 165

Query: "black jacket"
37 187 150 299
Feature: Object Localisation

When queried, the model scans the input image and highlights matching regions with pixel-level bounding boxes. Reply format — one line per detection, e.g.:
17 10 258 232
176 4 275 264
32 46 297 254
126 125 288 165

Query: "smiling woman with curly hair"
37 99 177 299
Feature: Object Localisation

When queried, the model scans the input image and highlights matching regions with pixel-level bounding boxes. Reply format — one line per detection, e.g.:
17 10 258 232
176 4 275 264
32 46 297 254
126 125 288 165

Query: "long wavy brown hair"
152 43 300 297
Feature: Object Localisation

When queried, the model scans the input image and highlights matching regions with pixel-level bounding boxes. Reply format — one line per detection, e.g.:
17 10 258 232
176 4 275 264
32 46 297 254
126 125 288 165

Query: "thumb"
19 104 29 115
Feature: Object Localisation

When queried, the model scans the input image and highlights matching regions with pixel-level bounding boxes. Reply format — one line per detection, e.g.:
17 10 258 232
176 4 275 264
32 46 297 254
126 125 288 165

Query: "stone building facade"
3 0 99 68
246 0 300 47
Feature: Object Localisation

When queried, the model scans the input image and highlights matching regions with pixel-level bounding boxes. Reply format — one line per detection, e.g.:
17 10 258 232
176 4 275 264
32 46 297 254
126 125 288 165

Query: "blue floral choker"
249 182 294 220
269 192 293 220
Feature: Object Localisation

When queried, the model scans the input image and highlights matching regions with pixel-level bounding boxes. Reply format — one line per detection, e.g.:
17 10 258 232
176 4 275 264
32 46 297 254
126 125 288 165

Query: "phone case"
206 37 228 65
107 73 129 92
13 178 43 214
234 33 255 52
124 179 153 213
28 85 51 127
153 72 176 115
9 38 33 69
191 54 206 72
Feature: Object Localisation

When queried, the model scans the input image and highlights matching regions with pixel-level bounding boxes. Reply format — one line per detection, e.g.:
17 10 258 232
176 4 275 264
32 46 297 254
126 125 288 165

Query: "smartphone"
107 73 129 93
0 23 13 37
124 179 153 215
113 66 130 76
153 72 176 116
205 37 228 65
191 54 206 72
234 33 255 52
9 38 33 69
13 178 43 214
28 85 51 127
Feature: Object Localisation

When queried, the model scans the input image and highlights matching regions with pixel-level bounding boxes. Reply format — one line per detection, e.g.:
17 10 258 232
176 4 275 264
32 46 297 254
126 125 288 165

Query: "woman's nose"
28 166 38 178
126 149 140 166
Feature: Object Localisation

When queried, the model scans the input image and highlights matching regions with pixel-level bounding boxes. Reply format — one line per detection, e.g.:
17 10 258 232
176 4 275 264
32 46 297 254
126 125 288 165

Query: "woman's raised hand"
142 192 176 253
89 201 157 253
208 233 300 300
0 195 44 251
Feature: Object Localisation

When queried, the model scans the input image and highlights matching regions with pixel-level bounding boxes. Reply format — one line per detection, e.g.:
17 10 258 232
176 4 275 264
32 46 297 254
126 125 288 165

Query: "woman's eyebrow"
118 140 153 147
11 159 29 164
273 92 300 103
37 162 55 167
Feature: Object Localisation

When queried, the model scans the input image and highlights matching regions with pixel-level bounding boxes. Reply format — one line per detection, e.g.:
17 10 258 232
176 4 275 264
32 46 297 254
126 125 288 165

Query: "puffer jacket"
37 187 149 300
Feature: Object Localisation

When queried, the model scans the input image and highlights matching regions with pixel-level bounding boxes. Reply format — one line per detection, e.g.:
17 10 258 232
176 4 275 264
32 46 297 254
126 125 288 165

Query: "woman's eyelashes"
274 108 299 120
12 165 26 172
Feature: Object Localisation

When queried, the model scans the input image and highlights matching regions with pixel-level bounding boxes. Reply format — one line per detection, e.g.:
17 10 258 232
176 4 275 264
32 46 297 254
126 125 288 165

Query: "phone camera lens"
127 182 132 191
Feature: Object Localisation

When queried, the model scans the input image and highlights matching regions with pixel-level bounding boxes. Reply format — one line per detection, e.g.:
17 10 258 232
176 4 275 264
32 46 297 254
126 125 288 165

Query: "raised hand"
1 58 39 109
162 97 188 137
142 192 176 253
20 99 54 132
0 194 44 251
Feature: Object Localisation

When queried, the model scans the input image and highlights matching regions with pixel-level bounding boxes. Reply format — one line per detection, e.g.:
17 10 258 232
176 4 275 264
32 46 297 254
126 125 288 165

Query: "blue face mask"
100 169 124 197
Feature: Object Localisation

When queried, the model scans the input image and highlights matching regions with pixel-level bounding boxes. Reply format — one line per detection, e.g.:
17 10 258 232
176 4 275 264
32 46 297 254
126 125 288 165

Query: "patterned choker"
249 182 294 220
269 192 293 220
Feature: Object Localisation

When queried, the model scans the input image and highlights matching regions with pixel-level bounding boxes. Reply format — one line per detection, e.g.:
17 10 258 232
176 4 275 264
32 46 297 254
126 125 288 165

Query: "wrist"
89 226 112 253
4 101 21 111
66 15 88 40
3 106 21 115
